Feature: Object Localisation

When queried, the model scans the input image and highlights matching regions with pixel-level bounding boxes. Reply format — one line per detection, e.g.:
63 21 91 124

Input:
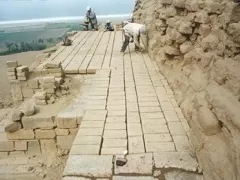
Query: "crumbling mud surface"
133 0 240 180
0 154 68 180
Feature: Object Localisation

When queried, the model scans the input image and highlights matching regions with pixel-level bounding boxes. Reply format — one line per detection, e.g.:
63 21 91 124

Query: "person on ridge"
63 36 73 46
104 20 114 32
121 21 146 53
85 6 98 31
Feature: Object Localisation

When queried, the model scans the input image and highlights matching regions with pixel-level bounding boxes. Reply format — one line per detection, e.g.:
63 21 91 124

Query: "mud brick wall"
0 115 79 155
9 61 65 104
133 0 240 180
11 76 64 104
11 78 38 102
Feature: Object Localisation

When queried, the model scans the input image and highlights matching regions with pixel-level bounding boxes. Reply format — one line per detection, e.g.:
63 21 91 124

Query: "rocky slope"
133 0 240 180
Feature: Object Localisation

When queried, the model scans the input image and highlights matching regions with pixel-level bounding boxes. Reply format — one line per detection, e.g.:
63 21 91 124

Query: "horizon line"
0 13 133 25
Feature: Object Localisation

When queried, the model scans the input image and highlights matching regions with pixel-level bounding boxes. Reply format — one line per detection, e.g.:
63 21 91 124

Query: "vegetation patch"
0 22 82 55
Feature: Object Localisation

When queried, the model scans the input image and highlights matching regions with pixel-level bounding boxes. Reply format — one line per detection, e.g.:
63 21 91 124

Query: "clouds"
0 0 135 21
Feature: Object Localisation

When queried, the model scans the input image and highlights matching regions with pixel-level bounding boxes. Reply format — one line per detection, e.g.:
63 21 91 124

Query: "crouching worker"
63 36 73 46
104 20 114 32
121 22 146 53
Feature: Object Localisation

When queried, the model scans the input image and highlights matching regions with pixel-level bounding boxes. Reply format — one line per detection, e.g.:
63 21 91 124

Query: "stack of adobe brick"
41 76 57 95
33 76 65 105
6 60 29 81
42 62 64 78
16 65 29 81
6 61 18 81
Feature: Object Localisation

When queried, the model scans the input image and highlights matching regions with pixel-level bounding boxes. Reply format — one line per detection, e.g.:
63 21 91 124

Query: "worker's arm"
133 34 140 47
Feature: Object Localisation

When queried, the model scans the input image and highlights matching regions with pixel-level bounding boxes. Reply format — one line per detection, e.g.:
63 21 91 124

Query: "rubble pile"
33 91 47 106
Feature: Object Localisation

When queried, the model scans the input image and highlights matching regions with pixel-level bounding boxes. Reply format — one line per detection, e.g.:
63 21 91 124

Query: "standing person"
85 6 98 31
104 20 114 31
121 22 146 53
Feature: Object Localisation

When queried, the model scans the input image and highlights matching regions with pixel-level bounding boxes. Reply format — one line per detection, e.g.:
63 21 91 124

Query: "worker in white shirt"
121 22 146 52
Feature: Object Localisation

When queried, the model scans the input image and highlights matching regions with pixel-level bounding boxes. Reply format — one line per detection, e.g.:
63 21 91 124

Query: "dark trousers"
121 34 140 52
89 20 95 30
87 19 98 31
121 35 130 52
106 27 114 31
135 35 140 51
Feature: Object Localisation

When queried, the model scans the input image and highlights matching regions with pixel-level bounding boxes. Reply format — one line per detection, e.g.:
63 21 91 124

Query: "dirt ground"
0 153 69 180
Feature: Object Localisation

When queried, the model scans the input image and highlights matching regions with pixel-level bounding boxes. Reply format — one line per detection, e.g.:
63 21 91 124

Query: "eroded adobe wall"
133 0 240 180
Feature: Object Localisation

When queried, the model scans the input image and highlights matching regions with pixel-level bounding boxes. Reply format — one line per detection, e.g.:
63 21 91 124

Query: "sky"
0 0 135 21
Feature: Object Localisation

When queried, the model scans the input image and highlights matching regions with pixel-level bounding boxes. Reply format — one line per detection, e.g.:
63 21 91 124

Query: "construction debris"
5 121 22 132
33 91 47 106
20 100 36 116
11 109 23 122
116 150 128 166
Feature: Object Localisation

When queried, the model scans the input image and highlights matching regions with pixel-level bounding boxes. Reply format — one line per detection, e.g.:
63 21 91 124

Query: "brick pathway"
56 31 202 179
36 31 115 75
